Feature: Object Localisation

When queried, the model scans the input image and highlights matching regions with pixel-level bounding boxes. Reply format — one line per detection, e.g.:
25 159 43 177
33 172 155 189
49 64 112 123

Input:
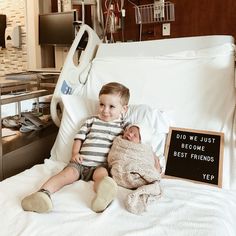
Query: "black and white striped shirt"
74 116 126 167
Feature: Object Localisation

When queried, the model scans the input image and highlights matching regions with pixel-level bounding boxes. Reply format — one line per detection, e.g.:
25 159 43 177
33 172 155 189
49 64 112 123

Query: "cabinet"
0 76 58 180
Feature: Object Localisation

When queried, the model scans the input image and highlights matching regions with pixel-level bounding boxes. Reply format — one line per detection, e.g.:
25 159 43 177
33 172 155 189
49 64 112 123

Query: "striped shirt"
74 116 126 167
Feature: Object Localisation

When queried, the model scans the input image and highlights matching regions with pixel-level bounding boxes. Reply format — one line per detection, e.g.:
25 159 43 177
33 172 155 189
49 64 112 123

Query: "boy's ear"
123 105 128 113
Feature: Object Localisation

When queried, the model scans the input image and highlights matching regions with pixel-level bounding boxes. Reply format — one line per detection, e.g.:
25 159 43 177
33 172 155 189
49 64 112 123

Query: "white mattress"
1 159 236 236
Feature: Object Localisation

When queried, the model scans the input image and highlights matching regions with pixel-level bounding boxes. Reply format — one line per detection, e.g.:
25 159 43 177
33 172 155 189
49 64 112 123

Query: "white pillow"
50 96 171 165
125 104 172 173
125 104 172 155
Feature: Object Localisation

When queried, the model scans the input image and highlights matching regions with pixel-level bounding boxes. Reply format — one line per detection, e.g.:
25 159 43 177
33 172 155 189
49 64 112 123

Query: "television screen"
39 11 77 45
0 14 6 48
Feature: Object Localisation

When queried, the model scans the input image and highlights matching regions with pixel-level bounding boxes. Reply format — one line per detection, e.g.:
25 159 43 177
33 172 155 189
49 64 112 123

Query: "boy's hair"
99 82 130 105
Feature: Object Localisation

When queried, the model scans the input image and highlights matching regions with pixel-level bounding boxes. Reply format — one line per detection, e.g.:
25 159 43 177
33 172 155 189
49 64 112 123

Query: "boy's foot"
21 189 53 213
91 176 118 213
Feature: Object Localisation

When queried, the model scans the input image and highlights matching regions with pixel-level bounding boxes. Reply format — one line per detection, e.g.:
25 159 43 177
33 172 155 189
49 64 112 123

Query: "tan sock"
91 176 117 213
21 189 53 213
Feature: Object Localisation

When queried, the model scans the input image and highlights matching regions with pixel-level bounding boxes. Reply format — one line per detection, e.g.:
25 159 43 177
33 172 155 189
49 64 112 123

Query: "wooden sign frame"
164 127 224 187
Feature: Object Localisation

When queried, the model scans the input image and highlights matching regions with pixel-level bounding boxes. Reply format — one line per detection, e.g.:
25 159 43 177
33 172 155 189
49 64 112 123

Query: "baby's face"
123 126 141 143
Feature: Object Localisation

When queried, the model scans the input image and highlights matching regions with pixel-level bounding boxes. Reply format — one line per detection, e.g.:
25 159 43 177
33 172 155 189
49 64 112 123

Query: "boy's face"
98 94 127 122
123 126 141 143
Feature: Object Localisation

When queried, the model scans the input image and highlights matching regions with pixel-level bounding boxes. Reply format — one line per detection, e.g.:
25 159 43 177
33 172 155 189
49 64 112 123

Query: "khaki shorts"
66 161 109 182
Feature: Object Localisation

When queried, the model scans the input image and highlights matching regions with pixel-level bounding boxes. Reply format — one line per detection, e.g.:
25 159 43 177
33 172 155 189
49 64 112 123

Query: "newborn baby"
122 124 161 171
108 124 162 214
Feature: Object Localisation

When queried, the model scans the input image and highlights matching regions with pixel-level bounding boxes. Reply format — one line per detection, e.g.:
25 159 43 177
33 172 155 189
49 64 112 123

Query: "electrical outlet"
162 23 170 36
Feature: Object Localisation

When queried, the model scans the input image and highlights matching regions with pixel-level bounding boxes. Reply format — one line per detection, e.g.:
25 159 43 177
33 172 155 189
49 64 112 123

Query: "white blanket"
0 159 236 236
108 136 161 214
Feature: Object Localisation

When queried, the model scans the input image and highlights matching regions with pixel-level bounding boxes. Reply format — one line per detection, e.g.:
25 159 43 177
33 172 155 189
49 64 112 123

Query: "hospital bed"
0 24 236 236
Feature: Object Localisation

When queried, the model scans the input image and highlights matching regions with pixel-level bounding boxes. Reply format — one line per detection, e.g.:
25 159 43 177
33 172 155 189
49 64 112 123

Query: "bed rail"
50 24 101 127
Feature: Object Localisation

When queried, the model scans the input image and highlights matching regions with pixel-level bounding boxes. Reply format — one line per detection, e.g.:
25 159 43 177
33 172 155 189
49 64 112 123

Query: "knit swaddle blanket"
108 136 161 214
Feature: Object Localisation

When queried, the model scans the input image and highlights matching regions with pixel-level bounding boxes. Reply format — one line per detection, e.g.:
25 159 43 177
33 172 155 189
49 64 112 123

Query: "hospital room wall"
104 0 236 42
161 0 236 39
0 0 27 76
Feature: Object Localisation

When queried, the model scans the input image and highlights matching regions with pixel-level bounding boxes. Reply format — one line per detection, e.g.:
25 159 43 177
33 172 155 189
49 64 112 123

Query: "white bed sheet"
1 159 236 236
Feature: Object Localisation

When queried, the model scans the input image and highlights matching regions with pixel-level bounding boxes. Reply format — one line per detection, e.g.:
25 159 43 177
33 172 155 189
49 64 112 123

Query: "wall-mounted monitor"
0 14 6 48
39 10 78 46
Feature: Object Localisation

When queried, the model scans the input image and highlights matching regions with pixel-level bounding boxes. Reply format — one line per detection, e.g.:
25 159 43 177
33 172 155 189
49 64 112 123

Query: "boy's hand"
155 158 161 172
153 154 161 173
71 154 83 164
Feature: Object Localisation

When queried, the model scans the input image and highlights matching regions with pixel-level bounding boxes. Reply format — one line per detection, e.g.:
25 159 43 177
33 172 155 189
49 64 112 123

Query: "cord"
121 9 125 42
127 0 143 41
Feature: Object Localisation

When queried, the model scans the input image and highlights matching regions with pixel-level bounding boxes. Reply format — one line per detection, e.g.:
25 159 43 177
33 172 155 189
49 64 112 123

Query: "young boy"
21 82 130 213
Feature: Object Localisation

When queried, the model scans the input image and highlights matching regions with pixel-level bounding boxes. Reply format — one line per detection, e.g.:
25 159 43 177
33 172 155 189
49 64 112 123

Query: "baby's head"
98 82 130 122
123 125 141 143
123 123 152 145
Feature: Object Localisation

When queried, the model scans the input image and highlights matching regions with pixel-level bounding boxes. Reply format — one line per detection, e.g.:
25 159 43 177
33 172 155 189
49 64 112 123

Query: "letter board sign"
164 127 224 187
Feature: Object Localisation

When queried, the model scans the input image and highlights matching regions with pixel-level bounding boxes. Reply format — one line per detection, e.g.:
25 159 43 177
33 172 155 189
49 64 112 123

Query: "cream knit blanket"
108 136 162 214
